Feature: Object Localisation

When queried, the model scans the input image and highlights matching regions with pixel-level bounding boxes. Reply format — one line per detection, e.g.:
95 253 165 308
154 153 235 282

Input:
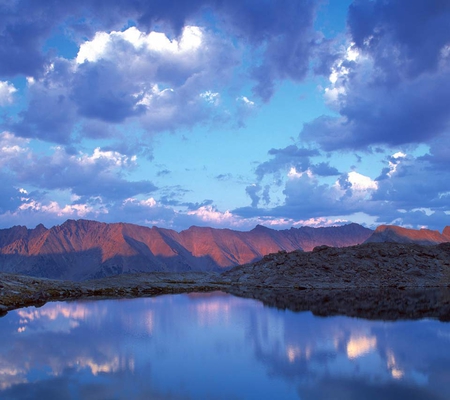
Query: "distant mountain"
0 219 373 280
364 225 450 245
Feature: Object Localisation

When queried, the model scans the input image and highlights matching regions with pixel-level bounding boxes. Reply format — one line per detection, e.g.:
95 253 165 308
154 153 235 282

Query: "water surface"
0 292 449 399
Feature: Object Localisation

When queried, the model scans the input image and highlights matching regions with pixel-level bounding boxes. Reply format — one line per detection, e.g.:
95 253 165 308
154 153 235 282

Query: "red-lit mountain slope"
364 225 450 245
0 219 373 280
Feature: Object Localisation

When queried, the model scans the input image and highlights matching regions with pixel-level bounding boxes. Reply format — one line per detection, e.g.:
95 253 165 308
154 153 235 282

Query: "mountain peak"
366 225 447 245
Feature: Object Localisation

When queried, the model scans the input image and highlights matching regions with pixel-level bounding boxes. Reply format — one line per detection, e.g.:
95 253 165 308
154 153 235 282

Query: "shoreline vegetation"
1 242 450 321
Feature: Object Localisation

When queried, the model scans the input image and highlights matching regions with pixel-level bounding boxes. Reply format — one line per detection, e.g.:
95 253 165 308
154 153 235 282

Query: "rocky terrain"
1 242 450 320
222 242 450 289
0 272 227 315
0 219 372 280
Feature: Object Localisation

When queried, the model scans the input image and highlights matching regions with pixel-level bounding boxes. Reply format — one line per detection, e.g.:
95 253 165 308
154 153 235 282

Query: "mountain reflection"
0 292 449 399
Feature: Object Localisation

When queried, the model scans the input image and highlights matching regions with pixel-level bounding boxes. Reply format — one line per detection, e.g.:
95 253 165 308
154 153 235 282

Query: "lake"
0 292 449 399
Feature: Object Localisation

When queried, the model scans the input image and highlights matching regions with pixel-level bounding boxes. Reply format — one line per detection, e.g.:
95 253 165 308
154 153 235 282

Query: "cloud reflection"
0 294 449 399
346 335 377 359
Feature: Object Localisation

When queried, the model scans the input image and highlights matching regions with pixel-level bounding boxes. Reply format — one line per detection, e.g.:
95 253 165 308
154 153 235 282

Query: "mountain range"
1 219 449 281
0 219 372 280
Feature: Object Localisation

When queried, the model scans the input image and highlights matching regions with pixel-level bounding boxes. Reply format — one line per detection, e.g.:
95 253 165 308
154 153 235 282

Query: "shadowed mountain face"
365 225 450 245
0 220 372 280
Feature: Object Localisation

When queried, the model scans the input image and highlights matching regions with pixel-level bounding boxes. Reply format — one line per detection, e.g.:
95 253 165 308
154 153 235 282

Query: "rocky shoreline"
1 242 450 320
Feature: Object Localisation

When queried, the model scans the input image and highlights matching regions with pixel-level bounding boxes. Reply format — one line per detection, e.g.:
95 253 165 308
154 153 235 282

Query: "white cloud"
123 197 157 208
18 200 101 218
392 151 406 159
187 205 235 224
264 216 349 229
39 146 137 171
0 81 17 105
81 147 137 167
347 171 378 191
76 32 110 64
388 152 407 177
287 167 313 179
76 26 204 65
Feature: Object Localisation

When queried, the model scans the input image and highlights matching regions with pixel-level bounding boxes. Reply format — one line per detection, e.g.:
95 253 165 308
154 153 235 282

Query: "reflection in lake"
0 292 449 399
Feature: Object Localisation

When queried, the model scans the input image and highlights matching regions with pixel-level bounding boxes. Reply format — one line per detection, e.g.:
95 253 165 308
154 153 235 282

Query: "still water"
0 292 449 400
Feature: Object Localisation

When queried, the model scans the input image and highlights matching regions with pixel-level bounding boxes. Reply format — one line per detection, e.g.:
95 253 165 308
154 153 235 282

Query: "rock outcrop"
0 219 373 280
222 242 450 289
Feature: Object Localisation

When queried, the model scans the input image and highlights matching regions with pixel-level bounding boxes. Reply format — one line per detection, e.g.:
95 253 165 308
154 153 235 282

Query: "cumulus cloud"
235 168 379 221
9 24 240 144
0 0 329 147
238 145 450 229
71 25 237 130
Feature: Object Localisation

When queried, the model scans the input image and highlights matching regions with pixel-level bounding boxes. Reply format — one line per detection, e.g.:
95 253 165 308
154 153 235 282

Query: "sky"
0 0 449 232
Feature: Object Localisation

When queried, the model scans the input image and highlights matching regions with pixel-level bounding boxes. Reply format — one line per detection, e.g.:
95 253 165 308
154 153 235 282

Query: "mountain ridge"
364 224 450 245
0 219 373 280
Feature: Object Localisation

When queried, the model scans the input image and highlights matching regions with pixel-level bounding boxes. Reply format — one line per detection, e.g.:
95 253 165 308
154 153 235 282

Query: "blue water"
0 292 449 399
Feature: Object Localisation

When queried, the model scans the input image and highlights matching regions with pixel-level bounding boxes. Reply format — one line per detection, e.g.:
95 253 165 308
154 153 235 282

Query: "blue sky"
0 0 449 231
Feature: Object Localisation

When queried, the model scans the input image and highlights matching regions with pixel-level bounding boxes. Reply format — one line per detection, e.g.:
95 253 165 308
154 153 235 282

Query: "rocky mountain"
0 219 373 280
364 225 450 245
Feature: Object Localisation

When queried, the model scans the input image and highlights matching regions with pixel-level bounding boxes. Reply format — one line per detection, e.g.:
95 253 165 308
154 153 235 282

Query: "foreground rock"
223 242 450 289
1 242 450 320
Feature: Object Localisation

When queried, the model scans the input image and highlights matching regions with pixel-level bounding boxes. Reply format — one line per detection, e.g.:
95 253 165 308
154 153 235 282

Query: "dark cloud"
0 175 24 214
255 145 320 180
9 60 76 144
302 71 450 151
373 153 450 211
310 162 340 176
11 147 157 202
261 184 271 205
419 135 450 169
301 0 450 151
348 0 450 81
246 184 261 208
72 60 146 123
0 0 65 77
219 0 321 100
